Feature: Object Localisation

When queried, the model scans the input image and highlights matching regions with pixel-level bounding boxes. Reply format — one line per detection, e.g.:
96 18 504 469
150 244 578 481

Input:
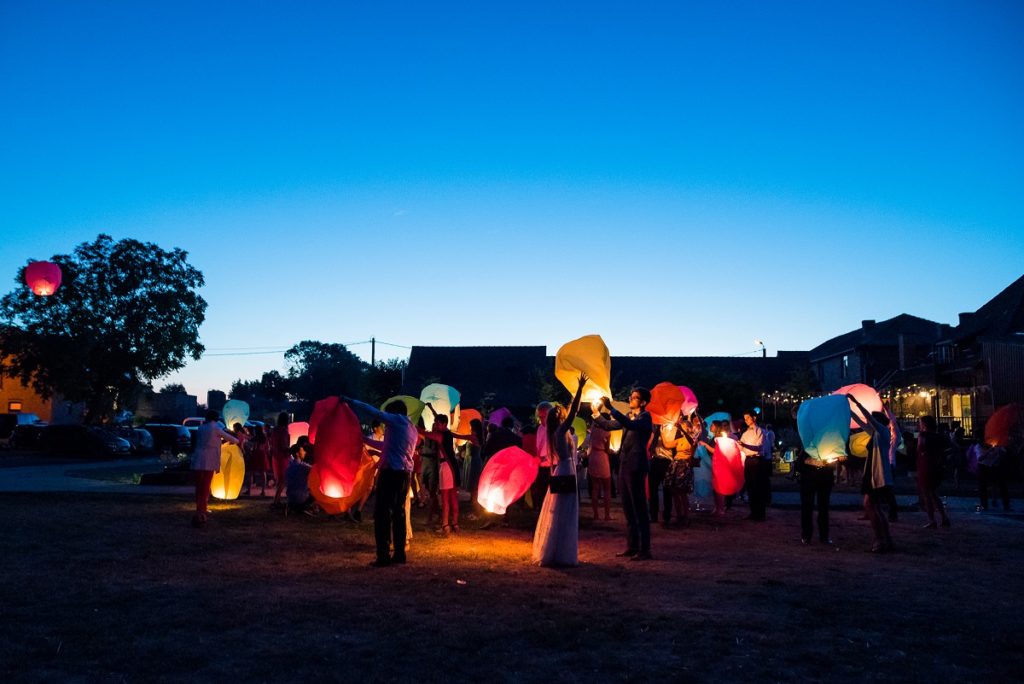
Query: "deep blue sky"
2 1 1022 398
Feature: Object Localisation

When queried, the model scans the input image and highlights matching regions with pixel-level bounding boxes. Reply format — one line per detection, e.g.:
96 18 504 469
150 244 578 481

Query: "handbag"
548 474 577 494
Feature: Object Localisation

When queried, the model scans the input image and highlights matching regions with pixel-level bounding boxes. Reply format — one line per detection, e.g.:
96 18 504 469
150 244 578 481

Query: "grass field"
1 492 1020 682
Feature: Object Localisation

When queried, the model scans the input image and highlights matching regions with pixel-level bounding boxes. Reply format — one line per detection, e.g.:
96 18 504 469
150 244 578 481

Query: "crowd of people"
188 381 1020 568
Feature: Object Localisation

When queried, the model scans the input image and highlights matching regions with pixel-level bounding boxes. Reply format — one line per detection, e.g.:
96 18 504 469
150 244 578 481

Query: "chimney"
861 320 876 329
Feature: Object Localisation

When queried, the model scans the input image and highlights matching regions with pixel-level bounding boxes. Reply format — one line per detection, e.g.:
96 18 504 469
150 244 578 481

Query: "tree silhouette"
0 235 206 422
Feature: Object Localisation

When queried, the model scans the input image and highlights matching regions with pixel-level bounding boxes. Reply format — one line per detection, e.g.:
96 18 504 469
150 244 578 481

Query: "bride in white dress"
532 373 587 567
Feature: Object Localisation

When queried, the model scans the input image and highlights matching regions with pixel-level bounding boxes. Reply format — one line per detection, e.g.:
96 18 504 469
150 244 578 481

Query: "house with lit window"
0 359 82 424
808 315 947 394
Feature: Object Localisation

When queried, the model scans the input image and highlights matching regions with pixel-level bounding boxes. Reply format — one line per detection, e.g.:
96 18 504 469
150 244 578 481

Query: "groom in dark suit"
593 388 653 560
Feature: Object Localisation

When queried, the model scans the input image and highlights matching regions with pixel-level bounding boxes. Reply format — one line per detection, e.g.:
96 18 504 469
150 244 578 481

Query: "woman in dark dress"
916 415 950 528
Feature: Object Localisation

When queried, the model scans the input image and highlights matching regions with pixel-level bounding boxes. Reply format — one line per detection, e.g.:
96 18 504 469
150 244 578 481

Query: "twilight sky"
2 1 1022 399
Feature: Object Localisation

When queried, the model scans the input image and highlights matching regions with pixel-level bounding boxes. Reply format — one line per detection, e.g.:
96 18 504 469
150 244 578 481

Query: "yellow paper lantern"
849 430 871 459
211 443 245 500
554 334 611 404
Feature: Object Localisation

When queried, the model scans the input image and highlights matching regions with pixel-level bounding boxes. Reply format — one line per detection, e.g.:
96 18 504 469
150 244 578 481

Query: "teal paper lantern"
797 395 850 463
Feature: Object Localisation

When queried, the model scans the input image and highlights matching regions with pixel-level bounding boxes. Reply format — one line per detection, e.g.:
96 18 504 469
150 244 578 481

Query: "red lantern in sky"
25 261 62 296
476 446 539 515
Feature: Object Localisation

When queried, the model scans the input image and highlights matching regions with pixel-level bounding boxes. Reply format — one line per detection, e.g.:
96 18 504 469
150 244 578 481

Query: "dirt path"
1 493 1020 682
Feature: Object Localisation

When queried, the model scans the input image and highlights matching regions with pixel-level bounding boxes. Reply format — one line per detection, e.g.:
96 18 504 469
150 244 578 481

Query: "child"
285 442 314 514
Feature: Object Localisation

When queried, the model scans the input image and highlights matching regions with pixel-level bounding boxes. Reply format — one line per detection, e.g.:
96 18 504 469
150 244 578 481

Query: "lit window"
8 401 22 413
841 355 849 379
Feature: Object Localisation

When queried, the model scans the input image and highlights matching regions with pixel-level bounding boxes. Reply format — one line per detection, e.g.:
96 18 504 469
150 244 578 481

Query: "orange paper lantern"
25 261 62 296
648 382 685 425
985 403 1024 448
476 446 539 514
308 450 379 514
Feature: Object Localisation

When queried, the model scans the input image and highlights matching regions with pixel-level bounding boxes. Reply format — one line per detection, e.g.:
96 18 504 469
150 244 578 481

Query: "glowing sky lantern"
648 382 685 425
606 400 629 452
381 395 426 427
308 448 379 514
797 395 851 463
571 416 587 445
833 383 883 429
210 443 245 500
476 446 539 514
288 421 309 447
984 403 1024 448
712 436 745 495
420 383 461 429
308 397 364 499
554 334 612 406
221 399 250 430
849 431 871 459
24 261 62 296
678 386 699 417
458 408 483 430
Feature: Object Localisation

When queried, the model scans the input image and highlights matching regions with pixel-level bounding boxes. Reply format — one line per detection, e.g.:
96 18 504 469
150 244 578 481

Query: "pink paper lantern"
476 446 539 515
288 421 309 447
308 397 363 499
833 383 883 428
647 382 684 425
678 385 699 416
25 261 62 296
712 436 744 496
487 407 513 427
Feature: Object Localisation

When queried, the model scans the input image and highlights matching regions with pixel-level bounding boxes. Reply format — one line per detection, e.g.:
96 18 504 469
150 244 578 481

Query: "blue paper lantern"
797 395 850 462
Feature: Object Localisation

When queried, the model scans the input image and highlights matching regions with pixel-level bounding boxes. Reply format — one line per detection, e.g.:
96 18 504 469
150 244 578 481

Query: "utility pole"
371 337 376 366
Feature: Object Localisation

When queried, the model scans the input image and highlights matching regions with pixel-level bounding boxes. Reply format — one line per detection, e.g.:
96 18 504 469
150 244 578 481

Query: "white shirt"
191 421 239 471
740 424 765 461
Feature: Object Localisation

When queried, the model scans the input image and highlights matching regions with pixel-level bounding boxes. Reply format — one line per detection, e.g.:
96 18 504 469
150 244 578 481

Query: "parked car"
144 424 193 457
109 426 155 455
38 425 132 458
8 423 48 450
0 413 44 449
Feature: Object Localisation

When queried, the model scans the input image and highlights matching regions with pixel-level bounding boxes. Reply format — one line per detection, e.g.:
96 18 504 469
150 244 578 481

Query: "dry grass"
1 493 1021 683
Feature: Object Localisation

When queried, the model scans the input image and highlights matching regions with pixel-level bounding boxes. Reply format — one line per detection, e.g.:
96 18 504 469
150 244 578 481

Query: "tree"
284 340 366 406
363 358 407 408
0 234 206 423
159 383 187 395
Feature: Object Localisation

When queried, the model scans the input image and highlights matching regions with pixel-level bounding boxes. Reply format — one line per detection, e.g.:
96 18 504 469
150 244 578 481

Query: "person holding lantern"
531 402 554 513
587 418 613 521
849 393 895 553
343 397 419 567
532 372 588 566
593 387 654 560
421 411 477 535
664 413 699 527
190 410 239 527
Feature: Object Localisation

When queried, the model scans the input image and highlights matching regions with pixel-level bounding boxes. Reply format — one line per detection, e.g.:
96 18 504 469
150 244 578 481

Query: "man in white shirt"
739 410 769 521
